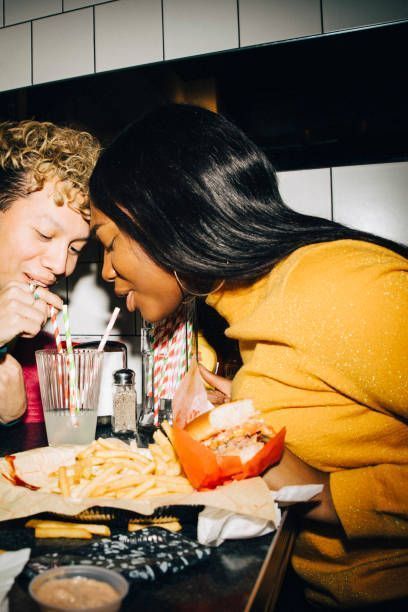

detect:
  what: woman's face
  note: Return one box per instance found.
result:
[0,179,89,290]
[90,206,183,323]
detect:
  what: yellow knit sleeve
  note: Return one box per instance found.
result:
[330,464,408,539]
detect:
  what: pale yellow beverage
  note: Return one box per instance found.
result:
[44,410,97,446]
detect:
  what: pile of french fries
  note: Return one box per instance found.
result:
[45,425,193,500]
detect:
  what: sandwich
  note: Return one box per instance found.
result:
[185,400,275,464]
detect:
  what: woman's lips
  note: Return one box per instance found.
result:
[126,292,136,311]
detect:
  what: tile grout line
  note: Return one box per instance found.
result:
[30,20,33,85]
[93,4,96,73]
[319,0,324,34]
[161,0,165,61]
[236,0,241,47]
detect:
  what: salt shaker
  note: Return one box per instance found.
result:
[112,368,137,434]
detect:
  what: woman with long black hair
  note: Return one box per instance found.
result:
[90,104,408,610]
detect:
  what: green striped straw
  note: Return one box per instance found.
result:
[62,304,79,427]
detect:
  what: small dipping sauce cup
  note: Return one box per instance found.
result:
[29,565,129,612]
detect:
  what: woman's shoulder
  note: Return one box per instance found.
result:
[289,238,406,268]
[274,239,408,293]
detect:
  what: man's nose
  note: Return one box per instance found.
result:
[41,244,68,277]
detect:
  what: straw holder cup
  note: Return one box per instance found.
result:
[35,348,104,446]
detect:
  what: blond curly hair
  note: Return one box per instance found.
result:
[0,120,100,220]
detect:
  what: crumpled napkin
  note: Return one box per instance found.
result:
[197,484,323,546]
[0,548,31,611]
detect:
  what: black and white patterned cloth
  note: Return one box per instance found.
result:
[24,528,212,583]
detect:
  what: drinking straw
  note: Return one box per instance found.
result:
[62,305,78,426]
[98,307,120,352]
[50,306,67,410]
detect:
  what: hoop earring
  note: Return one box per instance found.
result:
[174,271,225,297]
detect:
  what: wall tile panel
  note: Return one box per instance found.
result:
[239,0,321,47]
[332,162,408,244]
[0,23,31,91]
[4,0,61,25]
[64,0,110,10]
[163,0,238,60]
[278,168,332,219]
[33,8,94,85]
[95,0,162,73]
[322,0,408,33]
[0,1,4,27]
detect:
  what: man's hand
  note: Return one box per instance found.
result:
[0,353,27,423]
[0,281,63,347]
[263,447,340,525]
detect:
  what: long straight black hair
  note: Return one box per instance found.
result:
[90,104,407,291]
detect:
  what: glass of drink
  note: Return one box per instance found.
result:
[35,348,104,446]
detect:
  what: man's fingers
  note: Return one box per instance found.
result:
[198,364,232,397]
[10,306,46,337]
[30,286,63,310]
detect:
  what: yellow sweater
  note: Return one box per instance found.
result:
[206,240,408,609]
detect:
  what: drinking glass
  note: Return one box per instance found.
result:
[35,348,104,446]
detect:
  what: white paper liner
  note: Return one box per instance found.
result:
[197,484,323,546]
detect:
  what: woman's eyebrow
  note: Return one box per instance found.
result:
[89,223,103,239]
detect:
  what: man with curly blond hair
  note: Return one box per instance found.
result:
[0,120,100,424]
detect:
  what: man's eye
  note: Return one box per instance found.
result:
[37,230,52,240]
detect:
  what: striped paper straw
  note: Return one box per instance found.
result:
[98,307,120,352]
[50,306,66,410]
[152,323,171,426]
[62,305,78,426]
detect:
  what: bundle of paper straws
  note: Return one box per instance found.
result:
[146,305,194,426]
[49,305,120,426]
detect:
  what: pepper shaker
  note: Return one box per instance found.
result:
[112,368,137,434]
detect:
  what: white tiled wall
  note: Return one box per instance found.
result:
[239,0,321,47]
[0,23,31,91]
[4,0,61,26]
[33,8,94,85]
[1,0,408,92]
[278,168,331,219]
[95,0,162,73]
[64,0,108,10]
[322,0,408,33]
[332,162,408,244]
[163,0,238,60]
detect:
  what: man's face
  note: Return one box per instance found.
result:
[0,179,89,289]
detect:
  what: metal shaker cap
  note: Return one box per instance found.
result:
[113,368,135,385]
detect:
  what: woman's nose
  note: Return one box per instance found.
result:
[101,252,116,283]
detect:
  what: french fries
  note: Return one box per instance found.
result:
[25,520,111,537]
[25,519,111,539]
[128,520,182,533]
[40,425,193,501]
[34,527,92,540]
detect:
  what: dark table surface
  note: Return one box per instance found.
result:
[0,422,295,612]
